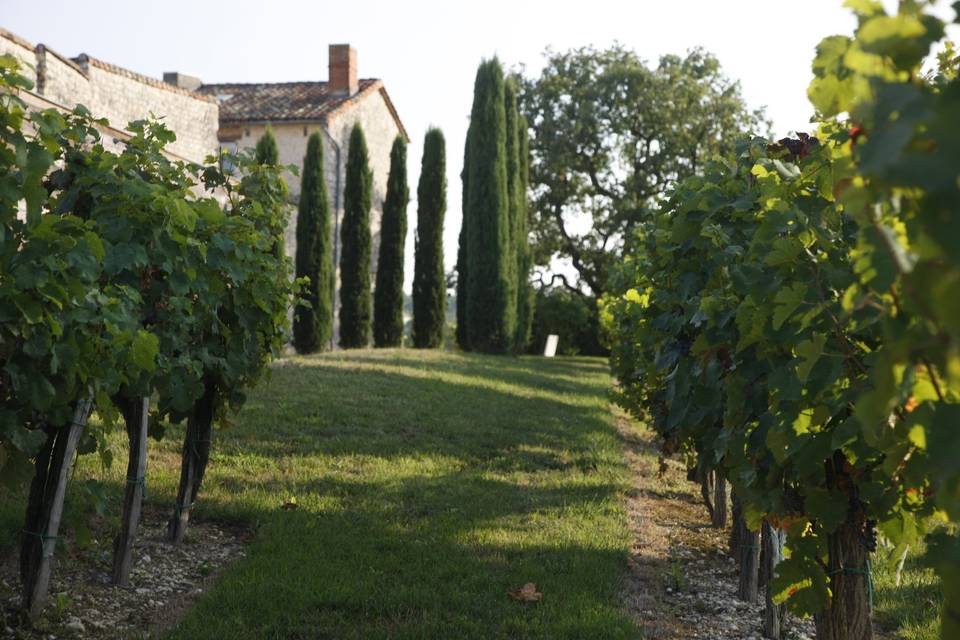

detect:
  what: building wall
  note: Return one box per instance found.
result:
[326,89,403,257]
[38,49,92,108]
[0,30,218,164]
[228,122,336,261]
[80,61,218,163]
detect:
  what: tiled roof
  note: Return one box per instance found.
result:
[196,79,381,123]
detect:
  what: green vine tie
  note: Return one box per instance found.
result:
[829,559,874,611]
[23,528,58,558]
[174,501,191,519]
[127,476,148,500]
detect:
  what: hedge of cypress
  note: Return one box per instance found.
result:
[293,132,333,353]
[412,128,447,349]
[462,58,515,354]
[339,124,373,349]
[373,136,409,347]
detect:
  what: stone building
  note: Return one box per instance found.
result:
[0,28,218,163]
[2,28,407,346]
[186,45,409,343]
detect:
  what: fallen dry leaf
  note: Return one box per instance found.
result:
[508,582,543,603]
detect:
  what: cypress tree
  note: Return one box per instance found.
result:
[503,79,523,352]
[465,58,514,353]
[339,124,373,349]
[412,128,447,349]
[293,132,333,353]
[256,126,286,260]
[514,115,534,352]
[373,136,409,348]
[255,126,279,165]
[455,133,471,350]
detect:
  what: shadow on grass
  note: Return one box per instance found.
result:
[2,351,648,639]
[166,353,641,639]
[170,511,639,640]
[222,358,618,463]
[214,472,624,533]
[168,472,640,640]
[642,487,703,506]
[313,350,610,400]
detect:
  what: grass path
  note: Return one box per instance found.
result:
[167,350,638,639]
[0,350,638,638]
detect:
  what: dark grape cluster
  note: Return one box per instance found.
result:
[675,334,693,357]
[767,132,821,160]
[784,486,804,513]
[860,518,878,552]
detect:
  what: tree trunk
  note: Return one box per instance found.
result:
[762,521,786,639]
[712,474,727,529]
[813,515,874,640]
[167,385,216,544]
[111,396,149,585]
[20,397,93,617]
[729,491,743,556]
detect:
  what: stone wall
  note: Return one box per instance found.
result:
[229,122,334,261]
[78,58,218,163]
[38,48,92,108]
[0,29,218,164]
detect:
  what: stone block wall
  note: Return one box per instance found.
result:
[38,48,92,108]
[79,58,218,163]
[0,29,218,164]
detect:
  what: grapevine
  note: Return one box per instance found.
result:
[606,2,960,638]
[0,55,297,612]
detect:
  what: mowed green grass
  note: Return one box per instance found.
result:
[2,348,939,639]
[3,350,639,639]
[872,540,942,640]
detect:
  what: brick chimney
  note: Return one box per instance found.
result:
[328,44,358,96]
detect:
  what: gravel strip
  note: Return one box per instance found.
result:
[1,505,249,639]
[618,415,816,640]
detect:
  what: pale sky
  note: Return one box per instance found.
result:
[4,1,957,291]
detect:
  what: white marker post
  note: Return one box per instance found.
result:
[544,334,559,357]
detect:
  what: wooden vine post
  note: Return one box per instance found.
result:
[698,469,728,529]
[761,521,786,639]
[712,474,727,529]
[20,397,94,617]
[168,386,216,544]
[737,522,761,603]
[699,468,715,524]
[111,396,150,585]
